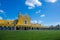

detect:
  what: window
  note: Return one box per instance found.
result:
[24,20,28,25]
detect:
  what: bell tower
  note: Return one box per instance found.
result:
[18,12,22,19]
[17,12,22,25]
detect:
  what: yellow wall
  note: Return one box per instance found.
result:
[0,20,14,27]
[0,12,46,28]
[17,13,31,27]
[0,13,31,27]
[31,24,42,28]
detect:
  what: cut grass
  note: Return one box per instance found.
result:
[0,30,60,40]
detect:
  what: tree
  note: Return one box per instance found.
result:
[55,24,60,30]
[49,25,54,30]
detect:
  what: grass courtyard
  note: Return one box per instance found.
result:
[0,30,60,40]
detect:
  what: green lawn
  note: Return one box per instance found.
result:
[0,30,60,40]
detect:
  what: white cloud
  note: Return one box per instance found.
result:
[0,10,7,17]
[0,16,3,20]
[28,7,34,9]
[0,10,5,13]
[36,10,41,14]
[40,14,45,17]
[25,0,42,9]
[31,20,42,24]
[44,22,60,26]
[38,20,42,24]
[51,22,60,26]
[45,0,57,3]
[31,20,37,24]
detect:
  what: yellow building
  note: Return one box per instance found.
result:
[0,20,14,27]
[0,12,43,30]
[17,12,31,27]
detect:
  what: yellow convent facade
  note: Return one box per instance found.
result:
[17,12,31,27]
[0,12,45,30]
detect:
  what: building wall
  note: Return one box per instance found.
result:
[31,24,42,28]
[17,13,31,27]
[0,12,46,28]
[0,20,14,27]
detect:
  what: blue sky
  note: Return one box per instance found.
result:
[0,0,60,26]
